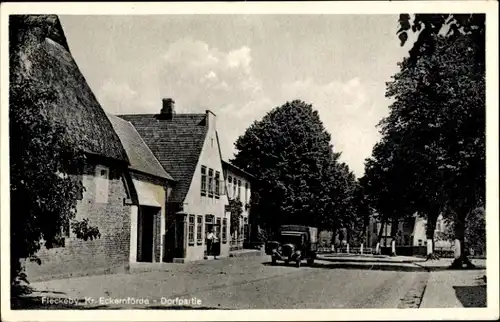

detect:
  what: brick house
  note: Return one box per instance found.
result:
[107,114,176,264]
[222,161,255,250]
[120,99,230,262]
[13,15,138,281]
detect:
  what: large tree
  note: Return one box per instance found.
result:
[363,137,415,255]
[10,16,101,291]
[231,100,354,235]
[386,16,485,266]
[434,34,485,267]
[382,52,452,259]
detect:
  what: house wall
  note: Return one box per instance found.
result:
[24,163,132,281]
[367,218,412,247]
[224,168,252,248]
[129,172,167,263]
[182,112,230,261]
[366,214,453,249]
[414,214,453,248]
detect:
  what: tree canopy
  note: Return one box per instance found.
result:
[231,100,357,235]
[365,14,485,264]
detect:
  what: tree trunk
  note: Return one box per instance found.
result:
[426,210,440,260]
[331,226,338,249]
[375,217,386,255]
[390,217,398,256]
[450,207,475,269]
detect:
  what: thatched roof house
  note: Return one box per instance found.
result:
[9,15,128,163]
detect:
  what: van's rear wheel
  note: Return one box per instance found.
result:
[307,258,314,266]
[284,260,290,265]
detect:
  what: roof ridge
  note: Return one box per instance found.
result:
[118,113,207,117]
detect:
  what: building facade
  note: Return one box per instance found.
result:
[121,100,231,262]
[222,161,255,250]
[366,213,453,255]
[107,114,176,264]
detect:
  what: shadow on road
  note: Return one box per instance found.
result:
[416,266,486,272]
[453,285,487,307]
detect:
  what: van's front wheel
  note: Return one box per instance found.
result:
[307,258,314,266]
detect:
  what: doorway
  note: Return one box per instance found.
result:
[137,206,159,262]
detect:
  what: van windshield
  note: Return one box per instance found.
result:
[279,234,303,245]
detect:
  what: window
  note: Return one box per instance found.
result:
[208,168,214,197]
[222,218,227,243]
[215,171,220,199]
[245,182,249,203]
[216,218,222,242]
[237,180,242,200]
[201,166,207,196]
[233,177,237,198]
[205,214,214,239]
[197,215,203,244]
[418,239,423,246]
[52,222,70,248]
[188,215,195,245]
[227,176,233,197]
[95,165,109,204]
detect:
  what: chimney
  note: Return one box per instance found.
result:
[160,98,175,119]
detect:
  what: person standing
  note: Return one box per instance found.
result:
[206,227,219,259]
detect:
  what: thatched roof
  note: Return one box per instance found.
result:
[107,114,174,181]
[119,113,208,203]
[9,15,128,163]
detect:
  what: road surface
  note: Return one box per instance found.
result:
[22,255,429,309]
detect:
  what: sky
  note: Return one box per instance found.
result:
[59,15,413,177]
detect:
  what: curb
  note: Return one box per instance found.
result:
[312,260,428,272]
[317,256,427,265]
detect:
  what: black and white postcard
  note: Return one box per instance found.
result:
[1,1,498,321]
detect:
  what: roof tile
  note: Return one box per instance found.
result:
[107,114,174,181]
[119,113,208,203]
